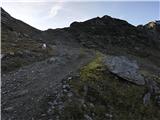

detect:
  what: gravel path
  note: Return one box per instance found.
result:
[1,47,95,120]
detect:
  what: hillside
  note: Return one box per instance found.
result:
[1,7,160,120]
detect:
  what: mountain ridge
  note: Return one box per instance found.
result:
[1,7,160,120]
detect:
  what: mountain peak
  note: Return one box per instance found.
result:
[144,20,160,33]
[102,15,112,19]
[70,15,130,29]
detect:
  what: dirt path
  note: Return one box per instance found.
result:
[1,47,95,120]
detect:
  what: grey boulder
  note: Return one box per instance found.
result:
[103,55,145,85]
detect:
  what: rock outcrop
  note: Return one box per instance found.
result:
[69,15,160,51]
[104,55,145,85]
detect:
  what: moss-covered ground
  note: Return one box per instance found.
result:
[59,53,160,120]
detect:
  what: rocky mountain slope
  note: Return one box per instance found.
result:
[1,7,160,120]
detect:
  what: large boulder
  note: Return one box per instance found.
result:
[104,55,145,85]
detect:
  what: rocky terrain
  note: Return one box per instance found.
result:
[1,7,160,120]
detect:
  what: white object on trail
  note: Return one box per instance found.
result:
[42,43,47,49]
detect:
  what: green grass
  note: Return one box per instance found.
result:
[80,52,105,81]
[60,53,160,120]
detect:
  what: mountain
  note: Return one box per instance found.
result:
[1,8,40,35]
[1,7,160,120]
[1,8,54,73]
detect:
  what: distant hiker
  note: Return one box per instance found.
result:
[42,43,47,49]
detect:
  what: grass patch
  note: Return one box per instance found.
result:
[80,52,105,81]
[62,53,160,120]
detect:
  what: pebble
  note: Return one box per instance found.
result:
[2,91,7,94]
[67,92,73,97]
[48,102,54,105]
[143,92,151,105]
[53,100,58,105]
[83,104,87,108]
[62,84,70,89]
[4,106,14,112]
[105,113,113,118]
[84,114,93,120]
[155,95,160,106]
[16,90,29,97]
[67,77,72,80]
[56,116,60,120]
[48,57,56,64]
[41,114,46,116]
[89,103,94,108]
[63,89,68,93]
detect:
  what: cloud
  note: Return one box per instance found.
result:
[48,2,63,18]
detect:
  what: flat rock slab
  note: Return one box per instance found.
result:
[103,55,145,85]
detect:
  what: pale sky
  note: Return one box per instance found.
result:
[1,0,160,30]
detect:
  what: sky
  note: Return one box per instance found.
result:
[1,0,160,30]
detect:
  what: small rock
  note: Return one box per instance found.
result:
[47,109,53,115]
[84,114,93,120]
[16,90,29,97]
[56,115,60,120]
[146,79,160,94]
[84,115,93,120]
[2,91,7,94]
[79,99,85,104]
[155,95,160,106]
[105,113,113,118]
[24,50,31,54]
[135,47,140,50]
[47,57,56,64]
[9,52,15,55]
[89,103,94,108]
[23,33,29,37]
[92,113,95,116]
[67,92,73,97]
[48,102,53,105]
[143,92,151,105]
[84,85,88,96]
[63,89,68,93]
[62,84,70,89]
[58,104,64,110]
[2,74,6,77]
[41,114,46,116]
[82,104,87,109]
[4,106,14,112]
[67,77,72,80]
[68,98,72,102]
[11,43,17,47]
[53,100,58,105]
